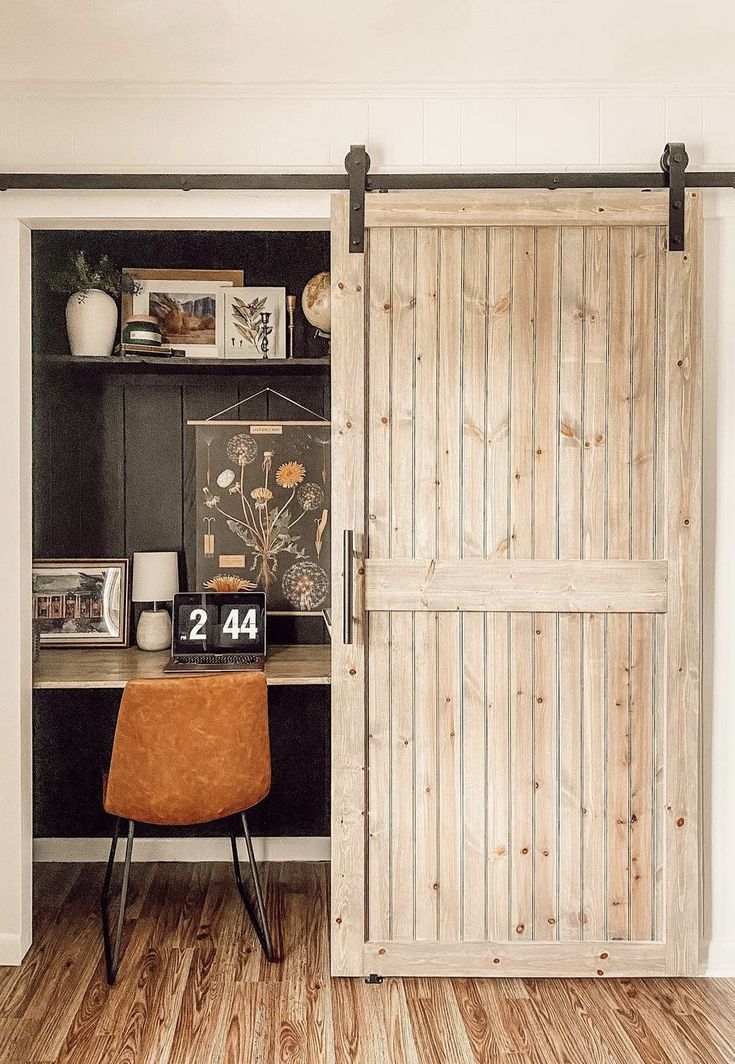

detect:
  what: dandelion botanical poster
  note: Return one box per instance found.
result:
[193,421,330,613]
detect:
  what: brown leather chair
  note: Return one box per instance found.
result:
[100,671,274,984]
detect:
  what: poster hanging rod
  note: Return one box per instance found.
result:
[0,142,729,249]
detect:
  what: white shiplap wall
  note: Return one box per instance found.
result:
[2,83,735,172]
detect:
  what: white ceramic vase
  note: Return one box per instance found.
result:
[65,288,118,357]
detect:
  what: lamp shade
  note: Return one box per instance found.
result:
[131,551,179,603]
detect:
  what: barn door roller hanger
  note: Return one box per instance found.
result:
[660,142,688,251]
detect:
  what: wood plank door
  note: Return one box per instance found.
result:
[330,189,702,978]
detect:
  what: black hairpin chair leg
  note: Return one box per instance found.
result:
[101,818,135,985]
[230,812,275,962]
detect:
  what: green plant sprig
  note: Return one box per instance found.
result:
[50,251,121,298]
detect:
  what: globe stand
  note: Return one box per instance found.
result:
[314,328,330,358]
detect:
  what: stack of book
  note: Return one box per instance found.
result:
[116,342,176,358]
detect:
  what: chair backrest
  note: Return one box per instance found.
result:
[104,671,270,826]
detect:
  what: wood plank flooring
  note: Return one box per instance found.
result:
[1,862,734,1063]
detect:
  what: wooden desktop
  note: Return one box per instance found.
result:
[33,644,331,689]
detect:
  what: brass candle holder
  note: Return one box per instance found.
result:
[259,310,273,358]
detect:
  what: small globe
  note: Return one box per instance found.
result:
[302,271,331,334]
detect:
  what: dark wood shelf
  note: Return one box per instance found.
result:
[40,354,330,373]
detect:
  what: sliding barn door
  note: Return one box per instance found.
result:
[331,189,701,977]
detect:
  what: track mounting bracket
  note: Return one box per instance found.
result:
[661,142,688,252]
[345,144,370,254]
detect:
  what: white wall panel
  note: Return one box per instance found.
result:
[255,99,331,167]
[666,97,704,165]
[73,98,156,168]
[17,98,73,169]
[423,98,461,166]
[517,97,599,165]
[601,96,666,165]
[460,97,516,166]
[157,98,257,167]
[329,98,369,165]
[368,97,423,167]
[703,98,735,166]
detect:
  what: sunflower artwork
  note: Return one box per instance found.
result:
[193,421,330,613]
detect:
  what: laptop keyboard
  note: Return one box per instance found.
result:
[176,654,262,666]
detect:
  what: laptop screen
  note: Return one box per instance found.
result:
[172,592,266,657]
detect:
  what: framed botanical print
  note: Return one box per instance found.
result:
[32,558,130,647]
[222,287,286,359]
[189,419,330,613]
[121,269,244,358]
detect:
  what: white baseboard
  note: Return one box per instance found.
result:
[700,940,735,976]
[34,836,330,863]
[0,932,25,966]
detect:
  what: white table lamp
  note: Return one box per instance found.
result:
[132,551,179,651]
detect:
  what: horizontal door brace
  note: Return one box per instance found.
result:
[363,558,669,614]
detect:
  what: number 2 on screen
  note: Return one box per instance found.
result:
[189,608,208,640]
[223,608,258,641]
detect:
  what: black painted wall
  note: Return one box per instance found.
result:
[32,229,331,838]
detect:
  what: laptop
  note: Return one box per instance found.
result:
[164,591,266,674]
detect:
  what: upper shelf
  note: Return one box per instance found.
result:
[39,354,330,374]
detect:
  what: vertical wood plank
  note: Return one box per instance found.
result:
[76,377,126,558]
[366,226,392,942]
[437,227,463,942]
[654,227,668,941]
[124,383,183,554]
[413,227,440,941]
[665,191,702,974]
[606,227,633,942]
[486,227,512,942]
[330,192,367,975]
[389,227,417,940]
[630,226,658,942]
[558,227,585,941]
[461,227,488,941]
[581,226,609,942]
[533,227,560,941]
[509,227,535,941]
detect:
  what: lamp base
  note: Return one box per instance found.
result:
[136,608,172,652]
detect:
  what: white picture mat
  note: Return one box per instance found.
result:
[221,287,286,359]
[132,278,233,358]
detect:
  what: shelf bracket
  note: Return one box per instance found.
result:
[365,973,384,985]
[345,144,370,254]
[661,142,688,252]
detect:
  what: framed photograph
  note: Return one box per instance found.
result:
[122,269,244,358]
[32,559,130,647]
[222,287,286,359]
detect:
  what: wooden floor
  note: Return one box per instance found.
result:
[1,864,735,1063]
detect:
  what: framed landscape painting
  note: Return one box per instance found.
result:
[122,269,244,358]
[32,559,130,647]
